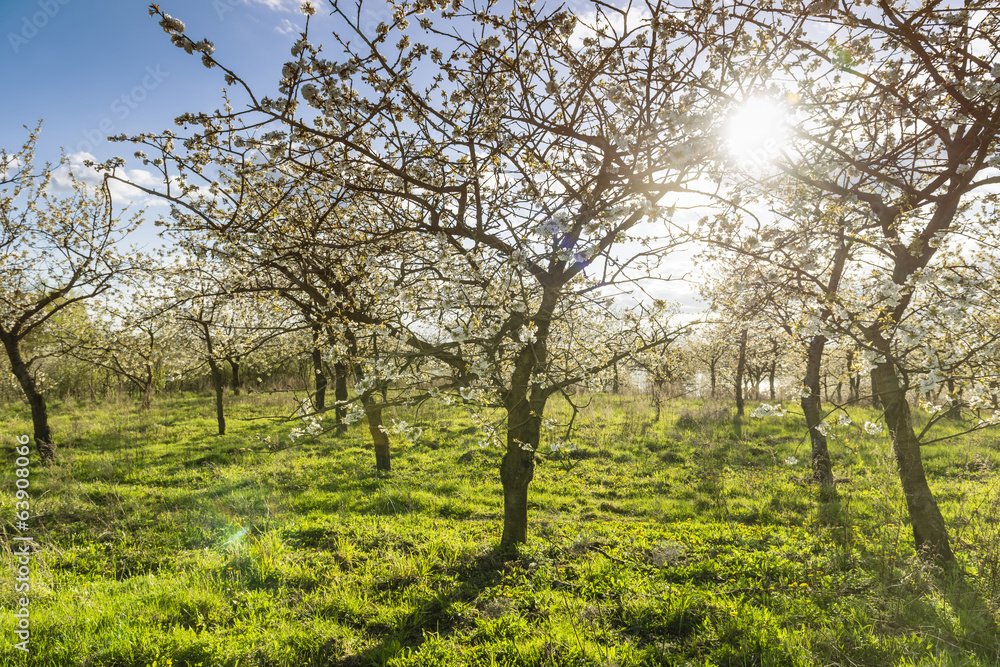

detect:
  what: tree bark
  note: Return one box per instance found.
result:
[228,357,241,396]
[846,349,860,403]
[871,360,954,564]
[141,380,153,411]
[499,290,556,546]
[207,357,226,435]
[944,377,961,420]
[312,347,327,412]
[734,328,748,418]
[802,335,834,487]
[3,336,55,462]
[133,363,155,411]
[652,381,663,422]
[870,369,882,409]
[501,392,540,546]
[709,359,717,398]
[364,396,391,471]
[334,361,349,435]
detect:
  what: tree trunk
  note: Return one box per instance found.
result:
[208,357,226,435]
[735,328,748,418]
[612,362,620,394]
[501,395,539,546]
[944,377,961,420]
[802,335,834,487]
[228,357,241,396]
[651,380,663,422]
[334,361,349,435]
[871,360,954,564]
[499,291,557,547]
[138,363,154,411]
[768,363,776,401]
[870,369,882,409]
[364,395,391,471]
[709,360,717,398]
[846,349,860,402]
[312,347,327,412]
[2,335,55,462]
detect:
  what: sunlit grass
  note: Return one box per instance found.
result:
[1,390,999,665]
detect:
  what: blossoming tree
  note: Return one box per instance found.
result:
[1,128,140,461]
[715,0,1000,562]
[109,0,743,545]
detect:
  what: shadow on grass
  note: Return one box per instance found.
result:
[336,543,518,667]
[938,564,1000,664]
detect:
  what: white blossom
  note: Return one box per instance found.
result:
[305,418,324,435]
[160,14,185,34]
[343,404,365,425]
[863,421,883,435]
[918,368,945,394]
[751,403,787,417]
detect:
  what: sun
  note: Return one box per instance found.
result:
[724,98,791,166]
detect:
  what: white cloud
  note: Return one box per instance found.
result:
[245,0,296,11]
[50,152,103,190]
[47,154,171,212]
[275,18,299,35]
[569,5,654,51]
[1,155,21,181]
[109,169,176,210]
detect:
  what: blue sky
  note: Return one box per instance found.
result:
[1,0,704,310]
[0,0,366,248]
[1,0,357,165]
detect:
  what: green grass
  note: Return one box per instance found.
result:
[2,390,1000,666]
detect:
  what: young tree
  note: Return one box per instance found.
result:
[1,129,139,461]
[171,259,302,435]
[689,323,730,399]
[702,202,856,488]
[717,0,1000,562]
[106,0,739,545]
[80,276,182,410]
[631,306,693,420]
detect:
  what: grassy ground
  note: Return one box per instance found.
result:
[2,390,1000,666]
